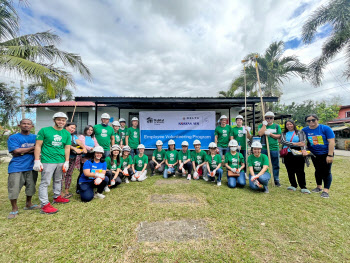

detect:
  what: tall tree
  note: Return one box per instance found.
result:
[302,0,350,86]
[0,82,19,125]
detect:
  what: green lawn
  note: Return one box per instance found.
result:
[1,157,350,263]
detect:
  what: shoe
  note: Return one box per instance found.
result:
[41,203,58,214]
[94,193,105,199]
[287,186,296,191]
[125,178,129,184]
[275,181,281,187]
[151,172,155,176]
[104,186,110,192]
[187,174,191,180]
[217,181,221,186]
[301,188,311,194]
[312,187,322,193]
[53,195,70,204]
[264,186,269,193]
[182,173,186,177]
[320,191,329,198]
[173,173,176,177]
[203,175,208,182]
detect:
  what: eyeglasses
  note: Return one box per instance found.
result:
[306,119,317,123]
[265,117,274,120]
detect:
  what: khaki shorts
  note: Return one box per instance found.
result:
[8,171,38,200]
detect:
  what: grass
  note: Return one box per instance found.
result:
[1,157,350,262]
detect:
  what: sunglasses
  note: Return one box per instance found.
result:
[306,119,317,123]
[265,117,274,120]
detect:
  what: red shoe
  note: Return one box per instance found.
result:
[41,203,58,214]
[53,195,70,204]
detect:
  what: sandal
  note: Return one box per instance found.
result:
[8,211,18,219]
[301,188,311,194]
[63,193,73,199]
[24,204,40,210]
[287,186,296,191]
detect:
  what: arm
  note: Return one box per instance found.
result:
[258,125,266,136]
[64,145,70,162]
[192,160,196,171]
[125,135,129,146]
[34,140,43,160]
[113,168,121,179]
[93,137,100,147]
[76,138,87,153]
[256,165,268,177]
[214,135,218,144]
[111,134,115,146]
[151,156,158,165]
[327,138,335,163]
[206,162,211,173]
[12,146,35,156]
[270,133,281,139]
[141,163,147,173]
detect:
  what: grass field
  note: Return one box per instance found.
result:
[1,157,350,263]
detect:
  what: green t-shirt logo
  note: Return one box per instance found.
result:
[254,161,262,171]
[238,130,244,138]
[52,135,63,147]
[170,153,175,161]
[231,158,238,164]
[197,155,202,164]
[137,160,143,168]
[157,154,161,159]
[101,129,108,137]
[133,131,138,138]
[211,160,217,168]
[123,161,127,168]
[222,130,228,137]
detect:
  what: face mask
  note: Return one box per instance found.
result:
[230,147,237,152]
[101,123,107,126]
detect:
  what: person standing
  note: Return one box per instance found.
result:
[215,115,233,157]
[34,112,71,214]
[149,140,166,176]
[302,114,335,198]
[93,113,115,157]
[126,117,140,159]
[118,118,128,147]
[231,115,252,162]
[258,111,282,186]
[178,141,192,179]
[7,119,39,219]
[112,121,122,147]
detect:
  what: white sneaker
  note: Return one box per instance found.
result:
[104,186,110,192]
[173,173,176,177]
[203,175,208,182]
[187,174,191,180]
[217,181,221,186]
[95,193,105,199]
[125,178,129,184]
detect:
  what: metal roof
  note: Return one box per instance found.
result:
[23,101,106,108]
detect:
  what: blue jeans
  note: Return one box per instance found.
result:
[208,168,223,182]
[79,177,109,202]
[227,171,246,188]
[130,149,139,159]
[218,147,229,157]
[163,167,175,179]
[261,149,280,183]
[249,172,271,190]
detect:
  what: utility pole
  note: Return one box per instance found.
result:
[20,80,25,119]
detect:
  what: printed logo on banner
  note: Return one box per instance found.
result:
[147,117,164,125]
[147,117,153,123]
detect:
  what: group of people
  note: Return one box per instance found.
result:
[6,111,335,219]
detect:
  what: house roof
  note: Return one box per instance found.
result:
[328,117,350,124]
[331,126,350,132]
[24,101,106,107]
[340,105,350,109]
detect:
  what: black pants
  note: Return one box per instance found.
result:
[149,161,165,173]
[311,154,333,189]
[284,152,307,189]
[105,170,122,188]
[178,162,193,174]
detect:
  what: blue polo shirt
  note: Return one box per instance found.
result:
[79,160,107,183]
[302,124,335,155]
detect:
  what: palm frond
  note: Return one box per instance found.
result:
[0,0,19,41]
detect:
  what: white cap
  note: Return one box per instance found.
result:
[119,118,126,122]
[131,117,139,121]
[208,142,217,148]
[265,111,275,117]
[168,139,175,145]
[93,146,104,153]
[52,112,68,120]
[181,141,189,146]
[137,144,145,149]
[111,145,121,152]
[219,115,228,120]
[236,115,244,120]
[122,145,131,152]
[229,139,238,147]
[251,141,262,148]
[101,113,110,119]
[156,140,163,146]
[193,139,201,145]
[112,121,120,126]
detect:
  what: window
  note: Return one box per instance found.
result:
[346,111,350,118]
[67,112,89,134]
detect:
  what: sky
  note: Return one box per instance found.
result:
[3,0,350,106]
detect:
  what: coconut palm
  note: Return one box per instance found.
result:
[302,0,350,86]
[0,0,92,97]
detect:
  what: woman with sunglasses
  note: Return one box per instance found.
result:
[302,114,335,198]
[280,119,310,194]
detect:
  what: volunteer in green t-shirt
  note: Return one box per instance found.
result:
[191,140,208,181]
[126,117,140,159]
[206,142,223,186]
[93,113,115,157]
[105,145,122,190]
[163,140,178,178]
[118,118,128,146]
[258,111,282,186]
[215,115,233,157]
[247,141,271,193]
[119,145,134,184]
[34,112,71,214]
[178,141,192,180]
[131,144,148,182]
[149,140,166,176]
[231,115,252,166]
[225,139,246,188]
[112,121,122,147]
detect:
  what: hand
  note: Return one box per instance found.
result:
[111,179,116,186]
[33,160,43,172]
[237,145,241,150]
[301,150,308,156]
[94,177,103,185]
[262,121,268,126]
[264,131,271,136]
[179,164,183,170]
[155,164,160,169]
[62,161,69,173]
[123,168,129,176]
[251,175,259,181]
[231,168,237,172]
[83,148,87,154]
[293,142,305,147]
[326,156,333,164]
[76,149,83,154]
[237,168,241,173]
[96,173,105,180]
[245,126,251,132]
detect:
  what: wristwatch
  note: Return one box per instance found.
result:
[327,155,333,157]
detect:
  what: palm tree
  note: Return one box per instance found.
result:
[302,0,350,86]
[0,0,92,98]
[0,82,19,125]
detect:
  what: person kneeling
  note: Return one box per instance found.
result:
[206,142,223,186]
[78,146,109,202]
[248,141,271,193]
[163,140,178,178]
[149,140,166,176]
[105,145,122,191]
[131,144,148,182]
[178,141,192,179]
[191,140,208,181]
[225,139,246,188]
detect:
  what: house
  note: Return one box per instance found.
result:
[328,105,350,126]
[328,105,350,150]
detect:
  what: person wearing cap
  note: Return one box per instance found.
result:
[78,146,108,201]
[191,140,208,181]
[258,111,282,187]
[93,113,115,157]
[302,114,335,198]
[231,115,252,164]
[126,117,140,159]
[206,142,223,186]
[178,141,192,180]
[163,140,178,178]
[215,115,233,157]
[149,140,166,176]
[7,119,39,219]
[119,146,134,183]
[131,144,148,182]
[112,121,122,147]
[247,141,271,193]
[225,139,246,188]
[34,112,72,214]
[118,118,128,146]
[105,145,122,191]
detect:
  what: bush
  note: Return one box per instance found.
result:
[345,140,350,151]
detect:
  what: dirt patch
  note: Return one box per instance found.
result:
[154,179,190,185]
[137,220,211,242]
[150,194,199,204]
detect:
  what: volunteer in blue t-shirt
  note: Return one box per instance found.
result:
[78,146,108,202]
[302,114,335,198]
[7,119,39,219]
